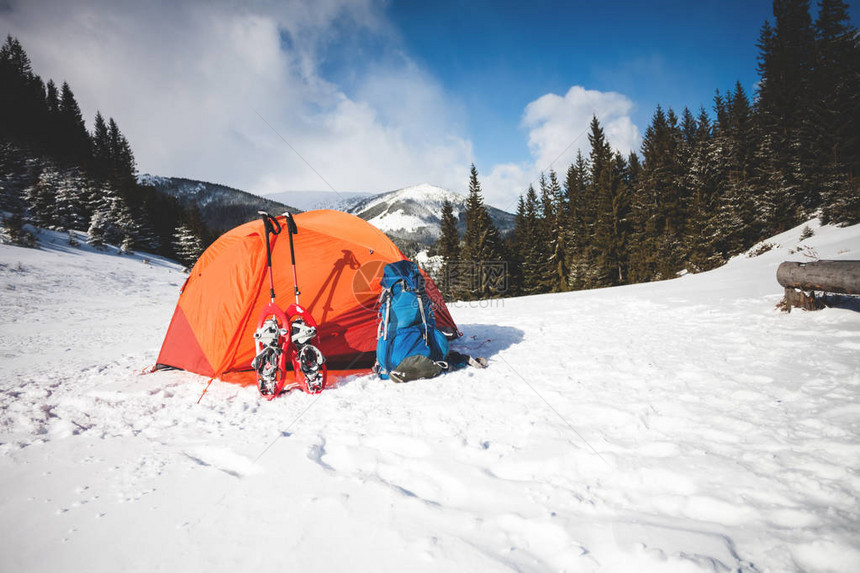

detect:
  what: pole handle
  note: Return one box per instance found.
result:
[259,212,280,302]
[283,213,301,305]
[259,211,282,236]
[284,212,298,235]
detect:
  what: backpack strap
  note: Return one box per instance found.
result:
[383,294,391,340]
[377,286,391,340]
[417,293,429,345]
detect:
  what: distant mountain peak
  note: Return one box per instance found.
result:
[346,183,515,250]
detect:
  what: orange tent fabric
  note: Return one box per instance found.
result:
[156,210,458,384]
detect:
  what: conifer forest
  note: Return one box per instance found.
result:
[0,36,209,265]
[436,0,859,299]
[2,1,858,294]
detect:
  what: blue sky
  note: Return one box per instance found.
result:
[3,0,857,207]
[383,0,774,166]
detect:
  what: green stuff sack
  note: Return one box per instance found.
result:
[389,355,447,383]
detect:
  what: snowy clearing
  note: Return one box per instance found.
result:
[1,220,858,572]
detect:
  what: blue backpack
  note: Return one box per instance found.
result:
[375,260,450,380]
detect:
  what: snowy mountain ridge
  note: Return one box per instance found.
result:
[138,173,300,234]
[262,190,372,212]
[142,175,516,251]
[346,183,516,248]
[348,183,466,235]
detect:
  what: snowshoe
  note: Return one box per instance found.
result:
[284,304,327,394]
[252,303,291,400]
[252,342,282,395]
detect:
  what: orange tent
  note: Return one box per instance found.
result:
[156,210,458,385]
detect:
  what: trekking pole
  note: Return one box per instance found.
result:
[258,211,281,304]
[283,212,300,305]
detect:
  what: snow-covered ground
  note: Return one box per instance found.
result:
[1,220,858,572]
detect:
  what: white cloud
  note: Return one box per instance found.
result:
[480,85,642,208]
[0,0,473,197]
[1,2,643,214]
[524,85,641,169]
[481,162,534,213]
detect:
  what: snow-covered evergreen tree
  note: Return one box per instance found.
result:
[86,184,138,252]
[544,170,570,292]
[53,168,87,231]
[87,206,108,250]
[814,0,860,225]
[516,184,544,295]
[172,224,204,268]
[23,163,58,228]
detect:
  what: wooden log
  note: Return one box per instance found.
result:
[776,260,860,295]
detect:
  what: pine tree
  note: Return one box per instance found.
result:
[685,107,723,271]
[91,111,111,179]
[594,152,631,285]
[509,195,527,296]
[0,36,46,144]
[107,117,136,187]
[565,151,591,289]
[629,107,674,282]
[58,82,91,164]
[42,79,61,151]
[677,107,699,268]
[544,170,569,292]
[531,173,556,291]
[711,83,759,253]
[755,131,798,234]
[172,224,204,268]
[584,116,618,286]
[461,164,505,298]
[515,184,544,295]
[815,0,860,224]
[87,204,108,249]
[87,183,138,251]
[756,0,818,215]
[436,198,461,298]
[54,168,86,231]
[23,163,59,228]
